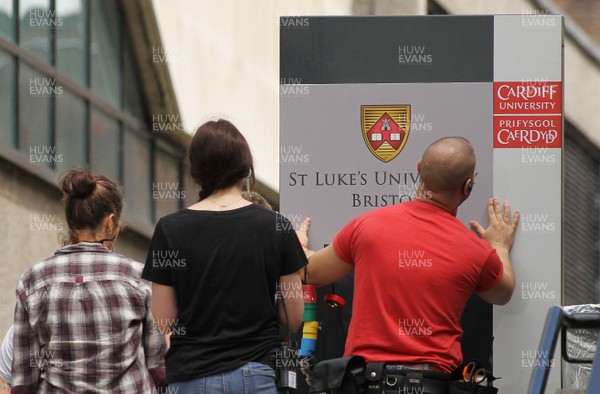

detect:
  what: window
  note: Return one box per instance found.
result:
[19,61,51,158]
[123,38,145,120]
[19,0,52,63]
[0,0,187,226]
[90,0,120,107]
[55,89,86,173]
[0,0,15,41]
[90,108,119,181]
[124,129,151,223]
[155,144,183,220]
[0,50,16,146]
[56,0,86,85]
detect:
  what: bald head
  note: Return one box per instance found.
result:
[419,137,476,194]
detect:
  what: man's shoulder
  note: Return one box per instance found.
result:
[363,201,420,219]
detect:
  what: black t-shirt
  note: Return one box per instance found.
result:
[141,204,307,384]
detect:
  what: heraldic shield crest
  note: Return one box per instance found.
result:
[361,105,411,162]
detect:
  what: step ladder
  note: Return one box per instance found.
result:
[528,306,600,393]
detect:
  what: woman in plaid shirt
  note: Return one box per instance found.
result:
[11,170,167,393]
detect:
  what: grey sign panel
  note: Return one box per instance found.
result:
[280,82,493,246]
[280,82,495,382]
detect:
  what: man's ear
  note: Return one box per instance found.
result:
[463,178,474,197]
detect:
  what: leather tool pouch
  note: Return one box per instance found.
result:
[309,356,367,394]
[365,362,385,393]
[448,381,498,394]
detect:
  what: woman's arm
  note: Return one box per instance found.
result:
[142,283,168,388]
[151,283,178,334]
[0,325,13,393]
[277,271,304,333]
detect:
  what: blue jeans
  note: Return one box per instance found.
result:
[168,362,278,393]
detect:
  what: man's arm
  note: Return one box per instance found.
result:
[469,198,520,305]
[304,244,354,287]
[295,218,354,287]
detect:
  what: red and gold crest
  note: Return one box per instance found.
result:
[361,105,411,162]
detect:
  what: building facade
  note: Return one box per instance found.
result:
[0,0,193,334]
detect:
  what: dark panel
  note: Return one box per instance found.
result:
[281,16,494,84]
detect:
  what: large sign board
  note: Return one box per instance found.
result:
[280,15,563,392]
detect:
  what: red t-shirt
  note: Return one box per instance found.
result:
[333,200,503,373]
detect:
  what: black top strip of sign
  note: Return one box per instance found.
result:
[280,15,494,84]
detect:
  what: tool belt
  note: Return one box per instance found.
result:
[309,357,448,394]
[309,357,498,394]
[366,363,450,394]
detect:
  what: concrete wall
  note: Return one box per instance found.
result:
[0,158,63,336]
[151,0,354,192]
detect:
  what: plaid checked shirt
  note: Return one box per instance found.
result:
[11,242,166,393]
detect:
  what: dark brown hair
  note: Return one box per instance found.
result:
[59,169,124,245]
[189,119,254,200]
[243,191,272,210]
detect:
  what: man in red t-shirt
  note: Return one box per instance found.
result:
[303,137,519,374]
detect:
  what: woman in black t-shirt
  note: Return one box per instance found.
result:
[142,119,307,393]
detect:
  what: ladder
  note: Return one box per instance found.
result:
[528,305,600,393]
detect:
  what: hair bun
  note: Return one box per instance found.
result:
[59,169,97,198]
